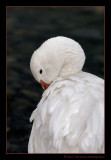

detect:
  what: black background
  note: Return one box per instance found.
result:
[0,0,111,159]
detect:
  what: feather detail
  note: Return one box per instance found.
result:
[28,71,104,153]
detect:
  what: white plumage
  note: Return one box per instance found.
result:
[28,36,104,153]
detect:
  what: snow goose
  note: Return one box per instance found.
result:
[28,36,104,153]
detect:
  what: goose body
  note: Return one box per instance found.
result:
[28,36,104,153]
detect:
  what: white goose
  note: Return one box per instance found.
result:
[28,36,104,153]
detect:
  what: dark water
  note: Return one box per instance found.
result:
[7,7,104,153]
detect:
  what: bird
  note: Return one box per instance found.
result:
[28,36,104,153]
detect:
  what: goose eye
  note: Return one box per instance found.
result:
[40,69,42,74]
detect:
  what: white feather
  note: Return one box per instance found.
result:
[28,71,104,153]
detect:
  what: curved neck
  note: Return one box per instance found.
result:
[59,52,85,77]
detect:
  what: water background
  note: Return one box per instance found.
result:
[7,7,104,153]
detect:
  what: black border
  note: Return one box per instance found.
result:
[0,0,111,159]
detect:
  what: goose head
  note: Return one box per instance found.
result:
[30,36,85,90]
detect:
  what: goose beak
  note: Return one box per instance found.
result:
[40,80,51,91]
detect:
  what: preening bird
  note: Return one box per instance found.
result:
[28,36,104,153]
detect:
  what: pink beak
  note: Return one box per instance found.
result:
[40,80,51,91]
